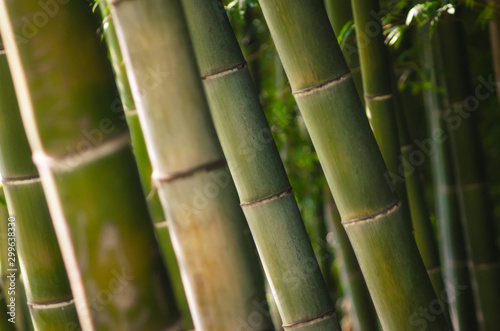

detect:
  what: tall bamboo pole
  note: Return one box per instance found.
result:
[256,1,449,329]
[349,0,447,310]
[0,38,80,330]
[323,188,378,331]
[0,193,27,331]
[0,1,181,329]
[98,6,192,328]
[181,1,340,329]
[419,23,479,331]
[325,0,364,101]
[106,0,272,329]
[489,0,500,104]
[349,0,412,227]
[437,15,500,330]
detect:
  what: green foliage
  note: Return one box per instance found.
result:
[224,0,258,20]
[406,2,455,27]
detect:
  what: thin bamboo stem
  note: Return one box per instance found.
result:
[0,193,28,331]
[323,187,378,331]
[0,1,180,329]
[256,0,449,329]
[436,14,500,330]
[106,0,271,329]
[489,0,500,104]
[419,23,479,331]
[325,0,364,101]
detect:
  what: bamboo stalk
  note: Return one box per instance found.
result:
[436,15,500,330]
[0,1,181,329]
[98,6,192,329]
[393,89,448,310]
[0,39,80,330]
[256,0,449,329]
[325,0,364,101]
[181,1,340,329]
[323,187,378,331]
[489,0,500,104]
[106,0,272,329]
[0,192,27,331]
[349,0,448,314]
[419,23,479,331]
[349,0,414,227]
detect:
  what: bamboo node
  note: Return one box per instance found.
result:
[154,219,169,229]
[342,201,400,226]
[28,298,75,310]
[459,181,488,191]
[282,309,336,329]
[470,261,500,271]
[201,62,247,81]
[292,71,351,97]
[32,133,130,172]
[153,158,227,183]
[364,93,393,101]
[240,187,293,208]
[2,175,40,185]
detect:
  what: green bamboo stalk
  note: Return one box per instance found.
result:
[349,0,447,312]
[15,275,34,331]
[349,0,412,225]
[106,0,272,329]
[419,23,479,331]
[325,0,364,101]
[489,0,500,104]
[394,89,448,307]
[0,36,80,330]
[0,193,25,331]
[0,287,16,331]
[323,187,378,331]
[98,6,192,329]
[436,15,500,331]
[0,1,181,329]
[181,1,340,329]
[256,0,449,329]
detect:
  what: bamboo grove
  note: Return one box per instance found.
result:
[0,0,498,330]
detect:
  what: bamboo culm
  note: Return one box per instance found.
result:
[0,192,31,331]
[419,23,478,330]
[323,187,378,331]
[256,0,449,329]
[98,6,192,329]
[106,0,272,329]
[437,15,500,330]
[0,38,80,330]
[181,0,340,329]
[0,1,181,329]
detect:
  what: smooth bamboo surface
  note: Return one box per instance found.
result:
[181,0,340,329]
[0,196,29,331]
[323,188,378,331]
[347,0,447,315]
[257,0,449,329]
[0,39,79,330]
[99,7,192,329]
[325,0,364,101]
[0,1,180,329]
[106,0,271,329]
